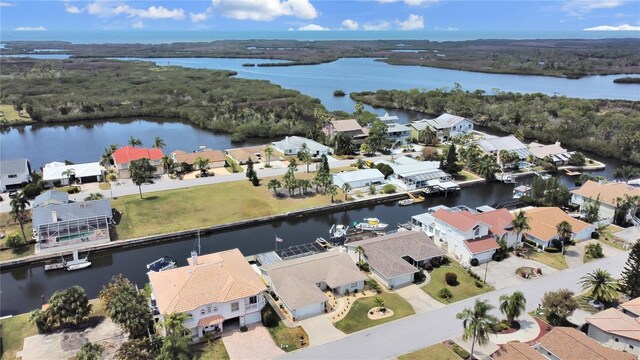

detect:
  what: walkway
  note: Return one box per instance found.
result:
[395,284,445,314]
[279,252,628,359]
[222,325,285,360]
[489,314,540,345]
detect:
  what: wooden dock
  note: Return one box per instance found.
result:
[563,169,581,176]
[44,261,65,271]
[405,192,425,204]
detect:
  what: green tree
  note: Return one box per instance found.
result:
[129,158,156,199]
[556,221,573,245]
[156,334,190,360]
[298,179,311,194]
[283,159,298,196]
[115,338,155,360]
[327,185,338,203]
[474,155,499,180]
[245,157,256,180]
[541,289,578,325]
[585,243,603,260]
[194,156,210,176]
[498,291,527,325]
[418,127,437,145]
[264,145,274,167]
[267,179,281,196]
[160,156,174,174]
[152,136,165,149]
[360,142,373,155]
[100,146,116,168]
[300,149,312,173]
[579,268,619,304]
[5,234,24,250]
[442,143,462,175]
[9,191,30,242]
[511,211,531,252]
[128,136,143,147]
[100,275,151,338]
[374,296,385,312]
[158,313,191,337]
[355,101,364,115]
[76,342,103,360]
[84,193,104,201]
[47,286,92,328]
[583,195,601,223]
[342,183,352,200]
[333,133,355,155]
[568,151,586,166]
[456,299,498,359]
[613,166,640,181]
[355,157,366,169]
[355,246,365,267]
[61,168,76,185]
[620,240,640,298]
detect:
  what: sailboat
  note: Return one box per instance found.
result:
[65,250,91,271]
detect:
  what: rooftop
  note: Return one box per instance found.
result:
[433,208,482,232]
[272,136,332,153]
[329,119,366,133]
[571,180,640,207]
[408,119,431,131]
[538,327,634,360]
[464,236,500,254]
[225,145,267,163]
[425,113,469,129]
[172,149,226,165]
[476,135,530,157]
[333,169,384,184]
[32,199,112,227]
[527,141,568,159]
[491,342,546,360]
[33,190,69,208]
[148,249,266,314]
[42,161,102,181]
[621,297,640,317]
[586,307,640,341]
[523,207,593,241]
[0,158,29,176]
[112,146,164,164]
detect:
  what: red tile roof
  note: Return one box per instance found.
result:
[113,146,164,164]
[432,209,480,232]
[464,236,500,254]
[197,314,224,327]
[474,209,514,236]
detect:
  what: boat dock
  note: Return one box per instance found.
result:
[405,191,425,204]
[563,169,581,176]
[44,261,65,271]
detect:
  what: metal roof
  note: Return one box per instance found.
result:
[0,158,29,176]
[32,199,112,228]
[33,190,69,208]
[333,169,384,184]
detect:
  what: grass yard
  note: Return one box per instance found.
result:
[524,245,568,270]
[112,175,344,240]
[399,343,460,360]
[267,321,308,352]
[0,313,38,360]
[192,339,230,360]
[0,104,32,124]
[598,225,628,251]
[454,170,481,182]
[0,212,35,261]
[422,261,493,303]
[98,182,111,190]
[334,291,415,334]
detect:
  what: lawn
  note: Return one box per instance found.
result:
[0,104,32,124]
[334,291,415,334]
[99,182,111,190]
[524,245,568,270]
[454,170,481,182]
[192,339,230,360]
[112,175,343,240]
[0,212,35,261]
[598,225,628,251]
[422,261,493,304]
[399,343,460,360]
[267,321,308,352]
[0,313,38,360]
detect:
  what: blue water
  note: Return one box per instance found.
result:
[1,30,639,44]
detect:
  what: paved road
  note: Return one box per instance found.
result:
[281,251,629,360]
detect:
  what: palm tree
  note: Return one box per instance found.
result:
[579,268,619,304]
[556,220,573,245]
[128,136,143,147]
[100,147,113,168]
[327,185,338,203]
[193,157,210,176]
[475,155,499,180]
[267,179,281,196]
[355,157,366,169]
[61,168,76,186]
[333,133,355,155]
[156,334,190,360]
[301,150,312,173]
[419,127,437,145]
[499,291,527,325]
[158,313,190,337]
[374,296,385,312]
[511,211,530,253]
[160,156,174,174]
[152,136,165,149]
[355,246,365,267]
[264,145,274,167]
[10,192,30,241]
[456,299,498,359]
[342,183,352,200]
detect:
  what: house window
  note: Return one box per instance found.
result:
[614,338,619,342]
[200,308,206,315]
[207,305,212,313]
[8,174,17,178]
[231,302,239,312]
[213,306,218,312]
[629,345,634,349]
[474,227,480,237]
[249,296,257,304]
[351,282,358,288]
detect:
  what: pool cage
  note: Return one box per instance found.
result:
[37,215,110,249]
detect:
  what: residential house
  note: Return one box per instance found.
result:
[0,158,31,192]
[323,119,369,145]
[491,342,547,360]
[408,119,431,142]
[225,145,267,165]
[527,142,574,165]
[260,250,367,319]
[333,169,385,189]
[171,149,226,172]
[32,191,112,254]
[112,146,164,179]
[148,249,267,342]
[621,297,640,318]
[586,301,640,355]
[522,207,595,249]
[476,135,531,162]
[424,113,474,142]
[272,136,333,157]
[346,231,446,289]
[42,161,103,185]
[376,156,455,192]
[377,113,411,147]
[571,180,640,222]
[412,206,515,264]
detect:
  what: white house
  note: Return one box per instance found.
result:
[260,250,366,320]
[43,161,103,185]
[333,169,385,189]
[424,113,474,142]
[0,158,31,192]
[376,157,454,191]
[148,249,267,342]
[476,135,531,161]
[586,305,640,355]
[377,113,411,147]
[272,136,333,157]
[571,180,640,222]
[527,142,575,165]
[522,207,595,249]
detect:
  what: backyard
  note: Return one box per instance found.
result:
[422,261,493,303]
[398,343,460,360]
[0,212,35,261]
[334,292,415,334]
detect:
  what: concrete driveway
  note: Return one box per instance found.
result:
[222,325,284,360]
[298,314,346,346]
[482,256,558,289]
[395,284,445,314]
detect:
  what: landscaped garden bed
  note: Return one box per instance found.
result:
[422,260,493,303]
[334,292,414,334]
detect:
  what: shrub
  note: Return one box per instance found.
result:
[368,184,376,195]
[261,304,280,328]
[475,281,484,288]
[414,269,426,283]
[375,163,394,179]
[545,246,561,253]
[5,233,24,250]
[22,183,42,199]
[382,184,395,194]
[451,344,470,359]
[438,288,452,299]
[424,263,433,271]
[421,147,439,161]
[367,279,382,293]
[360,263,370,272]
[333,89,346,97]
[76,342,103,360]
[240,325,248,332]
[519,195,536,205]
[470,258,480,266]
[445,272,458,286]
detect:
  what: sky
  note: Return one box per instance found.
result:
[0,0,639,33]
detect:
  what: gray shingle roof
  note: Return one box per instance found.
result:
[32,199,112,227]
[0,158,29,176]
[33,190,69,208]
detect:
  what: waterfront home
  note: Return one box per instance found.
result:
[377,113,411,147]
[272,136,333,157]
[323,119,369,145]
[33,189,70,208]
[522,207,595,249]
[423,113,474,142]
[586,299,640,355]
[171,149,226,172]
[491,327,635,360]
[260,249,366,320]
[332,168,385,189]
[0,158,31,192]
[225,145,267,165]
[376,156,454,192]
[621,297,640,318]
[346,231,446,289]
[571,180,640,223]
[476,135,531,162]
[412,206,516,265]
[112,146,164,179]
[42,161,103,185]
[408,119,431,142]
[527,141,574,165]
[32,191,112,254]
[148,249,266,342]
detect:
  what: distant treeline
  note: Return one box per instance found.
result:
[351,87,640,164]
[0,58,325,142]
[613,77,640,84]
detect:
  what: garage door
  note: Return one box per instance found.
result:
[244,311,261,325]
[389,273,413,288]
[293,302,325,319]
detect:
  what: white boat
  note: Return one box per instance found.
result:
[329,224,349,239]
[398,198,414,206]
[65,250,91,271]
[147,256,177,272]
[355,218,388,231]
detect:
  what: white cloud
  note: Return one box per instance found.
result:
[363,21,390,31]
[0,2,13,7]
[82,2,185,20]
[434,26,458,31]
[15,26,46,31]
[395,14,424,30]
[64,2,82,14]
[132,20,144,29]
[563,0,627,16]
[212,0,317,21]
[584,24,640,30]
[298,23,329,31]
[378,0,438,6]
[341,19,359,30]
[190,12,208,23]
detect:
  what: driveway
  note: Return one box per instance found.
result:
[222,325,284,360]
[482,256,558,289]
[567,239,626,268]
[395,284,445,314]
[298,314,345,346]
[489,313,540,345]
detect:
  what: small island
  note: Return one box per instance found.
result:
[333,89,346,97]
[613,77,640,84]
